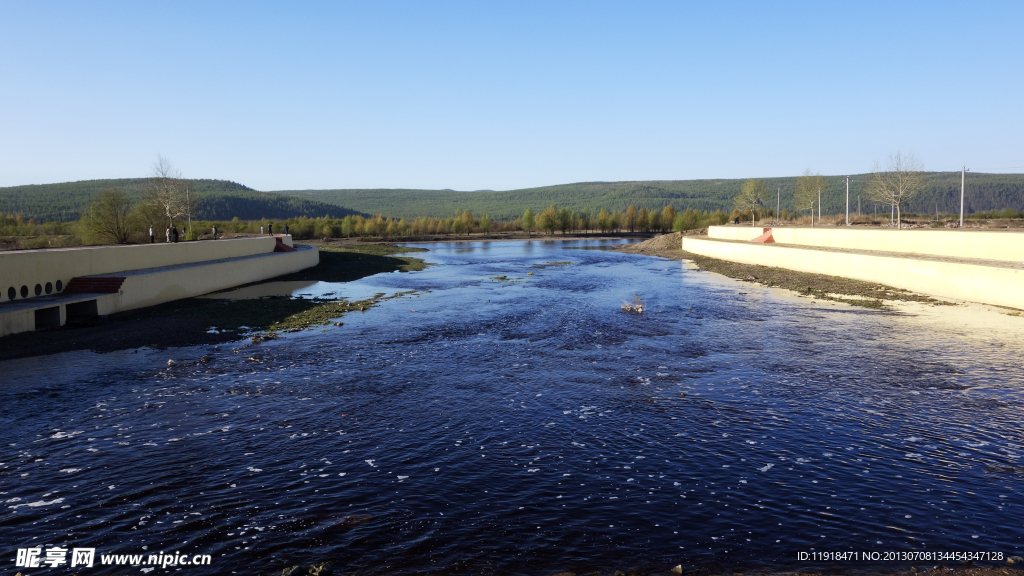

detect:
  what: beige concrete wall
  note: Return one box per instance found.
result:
[0,236,292,303]
[116,246,319,311]
[0,247,317,337]
[683,237,1024,310]
[708,226,772,242]
[0,308,35,337]
[707,226,1024,262]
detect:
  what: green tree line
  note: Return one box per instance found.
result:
[2,202,731,249]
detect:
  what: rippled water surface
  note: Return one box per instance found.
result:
[3,239,1023,575]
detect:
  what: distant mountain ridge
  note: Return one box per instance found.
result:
[272,172,1024,220]
[0,178,360,222]
[4,173,1023,223]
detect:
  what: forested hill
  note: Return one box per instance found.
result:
[5,173,1023,223]
[0,178,360,222]
[273,172,1024,220]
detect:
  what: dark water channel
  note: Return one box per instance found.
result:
[3,239,1023,575]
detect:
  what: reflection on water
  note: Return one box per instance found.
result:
[199,281,319,300]
[2,238,1023,576]
[200,280,402,302]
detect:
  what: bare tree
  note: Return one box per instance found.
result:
[794,170,825,227]
[145,155,187,228]
[866,152,924,230]
[82,189,135,244]
[182,184,202,238]
[734,178,770,226]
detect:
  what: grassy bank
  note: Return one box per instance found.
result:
[617,232,946,310]
[0,243,429,361]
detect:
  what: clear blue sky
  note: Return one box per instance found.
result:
[2,1,1022,191]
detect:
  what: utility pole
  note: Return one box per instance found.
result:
[186,185,192,238]
[845,176,850,226]
[776,186,780,225]
[817,187,821,224]
[858,195,861,217]
[959,165,968,227]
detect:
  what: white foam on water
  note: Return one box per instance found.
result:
[9,497,65,509]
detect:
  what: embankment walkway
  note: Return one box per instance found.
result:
[682,226,1024,310]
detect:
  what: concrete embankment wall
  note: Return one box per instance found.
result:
[0,236,293,304]
[0,236,317,337]
[115,245,317,311]
[707,226,1024,263]
[0,293,120,338]
[682,236,1024,310]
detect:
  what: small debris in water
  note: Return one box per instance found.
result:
[621,293,644,314]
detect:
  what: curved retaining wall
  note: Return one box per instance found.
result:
[0,236,293,304]
[0,237,318,337]
[114,245,318,311]
[683,236,1023,310]
[708,226,1024,263]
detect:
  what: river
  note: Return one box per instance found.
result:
[2,238,1022,575]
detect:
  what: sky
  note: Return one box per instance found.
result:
[2,1,1023,191]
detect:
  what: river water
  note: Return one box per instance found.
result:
[3,239,1023,575]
